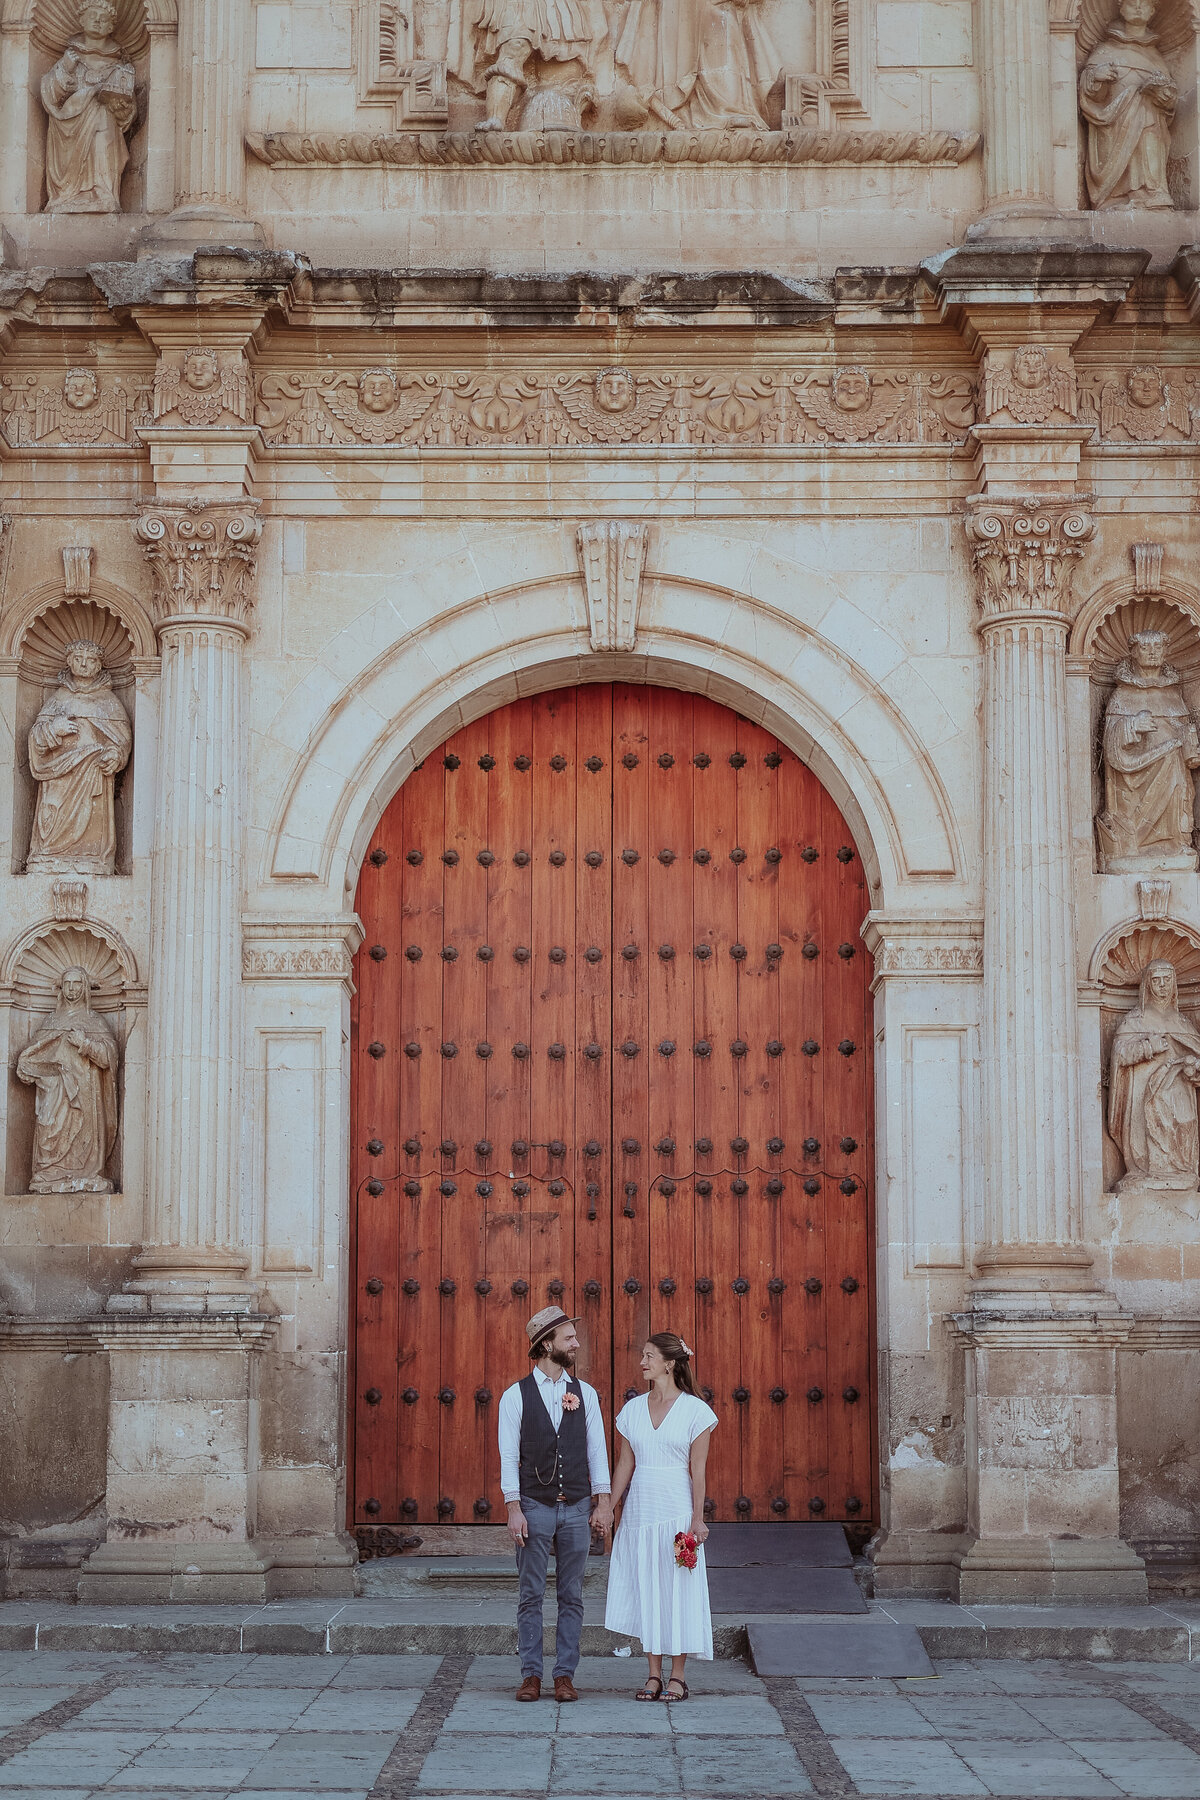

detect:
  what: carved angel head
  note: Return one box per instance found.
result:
[182,348,220,393]
[63,367,100,411]
[595,367,634,414]
[1012,345,1051,390]
[62,639,105,683]
[831,367,871,413]
[1127,365,1165,408]
[358,368,397,414]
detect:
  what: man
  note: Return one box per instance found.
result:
[498,1306,613,1702]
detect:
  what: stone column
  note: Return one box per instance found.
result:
[976,0,1054,217]
[140,0,263,249]
[127,503,262,1304]
[954,496,1146,1603]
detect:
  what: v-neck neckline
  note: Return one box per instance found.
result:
[647,1391,682,1433]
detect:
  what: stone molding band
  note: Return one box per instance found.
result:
[246,128,980,170]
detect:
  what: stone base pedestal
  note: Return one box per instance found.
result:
[869,1529,973,1599]
[77,1536,358,1604]
[955,1534,1147,1605]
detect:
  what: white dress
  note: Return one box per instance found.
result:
[604,1391,719,1658]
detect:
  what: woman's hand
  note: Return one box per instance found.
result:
[690,1516,709,1544]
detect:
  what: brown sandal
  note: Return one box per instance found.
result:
[664,1678,689,1702]
[636,1676,664,1701]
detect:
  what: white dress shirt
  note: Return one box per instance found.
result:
[498,1365,612,1504]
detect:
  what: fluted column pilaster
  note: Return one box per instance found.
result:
[174,0,248,214]
[966,497,1094,1293]
[977,0,1053,215]
[125,501,262,1304]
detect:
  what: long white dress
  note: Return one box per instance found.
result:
[604,1391,719,1658]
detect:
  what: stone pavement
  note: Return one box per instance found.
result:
[4,1650,1200,1798]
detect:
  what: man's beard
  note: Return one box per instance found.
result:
[549,1346,575,1369]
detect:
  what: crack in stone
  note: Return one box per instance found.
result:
[366,1652,471,1800]
[0,1670,124,1764]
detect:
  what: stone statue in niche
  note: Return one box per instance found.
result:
[16,964,118,1193]
[1109,959,1200,1194]
[614,0,781,129]
[26,639,131,875]
[1097,631,1200,871]
[40,0,136,214]
[1079,0,1177,210]
[447,0,597,130]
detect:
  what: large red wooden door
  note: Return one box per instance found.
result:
[351,685,874,1535]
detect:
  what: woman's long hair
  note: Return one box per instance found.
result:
[649,1331,699,1395]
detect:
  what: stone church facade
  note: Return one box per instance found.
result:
[3,0,1200,1606]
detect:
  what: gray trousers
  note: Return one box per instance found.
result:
[515,1494,592,1679]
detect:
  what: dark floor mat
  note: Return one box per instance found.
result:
[704,1523,852,1567]
[748,1620,933,1676]
[707,1564,867,1615]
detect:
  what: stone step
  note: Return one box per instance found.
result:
[1,1599,1198,1662]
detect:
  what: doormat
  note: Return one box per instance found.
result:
[704,1523,852,1567]
[707,1565,867,1615]
[748,1620,934,1677]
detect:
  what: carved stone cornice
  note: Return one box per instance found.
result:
[133,500,262,633]
[964,494,1096,628]
[861,913,984,985]
[241,915,365,987]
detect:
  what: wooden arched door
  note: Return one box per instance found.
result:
[351,684,875,1535]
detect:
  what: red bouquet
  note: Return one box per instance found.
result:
[674,1530,698,1571]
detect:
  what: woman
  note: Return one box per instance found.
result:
[604,1332,718,1701]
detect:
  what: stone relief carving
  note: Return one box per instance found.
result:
[576,521,648,651]
[983,345,1078,424]
[613,0,782,132]
[242,945,354,979]
[253,364,976,448]
[1079,364,1198,439]
[1109,958,1200,1195]
[246,123,978,168]
[1096,630,1200,872]
[447,0,598,130]
[39,0,137,213]
[1078,0,1179,210]
[133,502,263,629]
[964,499,1096,623]
[26,638,132,876]
[51,878,89,920]
[1,366,152,448]
[62,544,93,597]
[153,349,250,427]
[15,962,118,1193]
[985,1397,1080,1469]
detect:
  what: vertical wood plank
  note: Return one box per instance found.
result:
[574,683,613,1414]
[611,684,651,1408]
[531,690,577,1325]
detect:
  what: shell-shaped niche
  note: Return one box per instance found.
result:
[32,0,150,59]
[11,925,127,1013]
[1089,596,1200,687]
[1100,924,1200,1004]
[18,599,135,684]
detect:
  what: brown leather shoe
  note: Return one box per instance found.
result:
[515,1675,541,1702]
[554,1675,579,1702]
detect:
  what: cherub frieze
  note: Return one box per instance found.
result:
[1080,365,1198,441]
[791,368,918,444]
[983,345,1077,425]
[555,369,675,444]
[1,366,151,448]
[154,348,249,427]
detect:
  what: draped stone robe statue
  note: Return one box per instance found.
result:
[40,0,136,214]
[16,965,119,1194]
[1109,960,1200,1195]
[1096,631,1200,872]
[615,0,780,129]
[26,640,132,875]
[1079,0,1177,211]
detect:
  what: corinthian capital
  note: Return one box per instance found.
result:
[134,500,262,631]
[964,495,1095,628]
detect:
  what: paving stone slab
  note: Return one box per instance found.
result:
[749,1620,934,1677]
[547,1740,683,1795]
[827,1736,988,1796]
[1069,1740,1200,1798]
[419,1734,554,1789]
[673,1737,812,1793]
[952,1739,1124,1795]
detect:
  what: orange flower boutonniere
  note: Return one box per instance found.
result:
[562,1392,581,1412]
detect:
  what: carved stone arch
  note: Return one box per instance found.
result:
[258,569,964,910]
[30,0,156,58]
[1073,0,1198,60]
[1,576,157,663]
[1091,917,1200,997]
[1071,573,1200,666]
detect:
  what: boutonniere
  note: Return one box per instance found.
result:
[562,1393,580,1411]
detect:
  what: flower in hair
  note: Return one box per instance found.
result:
[679,1341,692,1357]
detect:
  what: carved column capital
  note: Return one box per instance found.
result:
[964,494,1095,629]
[134,500,262,633]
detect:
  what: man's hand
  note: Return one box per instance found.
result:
[591,1496,613,1540]
[507,1502,528,1548]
